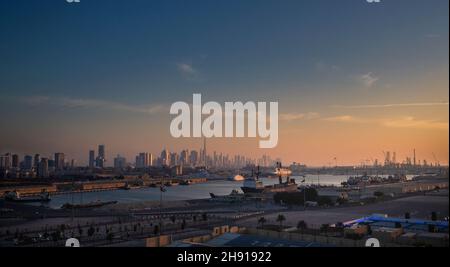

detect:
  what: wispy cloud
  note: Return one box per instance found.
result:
[358,72,379,88]
[381,117,449,130]
[177,63,197,75]
[331,102,449,109]
[322,113,448,130]
[22,96,50,106]
[314,61,340,72]
[322,115,360,123]
[425,33,441,39]
[21,96,166,115]
[280,112,320,121]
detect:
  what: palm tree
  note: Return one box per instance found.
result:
[297,220,307,231]
[258,217,267,229]
[276,214,286,230]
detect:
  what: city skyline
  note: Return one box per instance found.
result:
[0,0,448,166]
[0,143,442,169]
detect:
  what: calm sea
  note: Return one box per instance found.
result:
[31,175,349,209]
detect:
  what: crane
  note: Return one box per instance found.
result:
[432,153,440,166]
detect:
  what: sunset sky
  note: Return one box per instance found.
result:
[0,0,448,166]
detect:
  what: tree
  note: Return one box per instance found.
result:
[431,212,438,221]
[297,220,307,231]
[317,196,334,206]
[276,214,286,230]
[106,232,114,242]
[258,217,267,229]
[320,224,330,233]
[153,225,160,235]
[374,191,384,198]
[87,226,95,237]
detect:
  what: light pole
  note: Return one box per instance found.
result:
[159,176,167,236]
[302,178,306,211]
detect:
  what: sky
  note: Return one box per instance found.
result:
[0,0,448,166]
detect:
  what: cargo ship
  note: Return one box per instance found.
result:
[241,163,298,194]
[4,191,51,203]
[61,200,117,209]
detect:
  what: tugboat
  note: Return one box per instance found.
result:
[241,163,298,194]
[4,190,51,203]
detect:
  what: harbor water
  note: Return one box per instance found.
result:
[31,175,350,209]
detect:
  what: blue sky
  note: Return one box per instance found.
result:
[0,0,448,165]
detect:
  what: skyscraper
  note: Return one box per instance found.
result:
[89,150,95,168]
[114,154,127,169]
[54,153,65,171]
[24,155,33,170]
[135,152,153,168]
[96,145,106,168]
[33,154,41,169]
[11,154,19,169]
[98,145,105,159]
[160,149,169,166]
[0,153,11,170]
[39,158,49,178]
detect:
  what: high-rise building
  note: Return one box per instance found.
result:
[39,158,49,178]
[190,150,199,166]
[160,149,169,166]
[170,152,179,167]
[180,149,190,166]
[203,137,207,167]
[34,154,41,169]
[89,150,95,168]
[114,154,127,169]
[54,153,65,171]
[11,154,19,169]
[96,145,106,168]
[98,145,105,159]
[135,152,153,168]
[24,155,33,170]
[0,153,11,170]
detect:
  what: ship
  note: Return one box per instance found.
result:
[241,163,298,194]
[61,200,117,209]
[4,191,51,203]
[209,189,245,202]
[229,174,245,181]
[179,180,191,186]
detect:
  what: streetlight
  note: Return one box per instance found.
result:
[301,178,306,211]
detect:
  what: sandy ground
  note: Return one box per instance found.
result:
[237,193,449,229]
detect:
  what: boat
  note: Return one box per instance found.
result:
[209,189,245,202]
[180,180,191,186]
[121,184,141,190]
[229,174,245,181]
[241,163,298,194]
[61,200,117,209]
[274,167,292,177]
[4,191,51,203]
